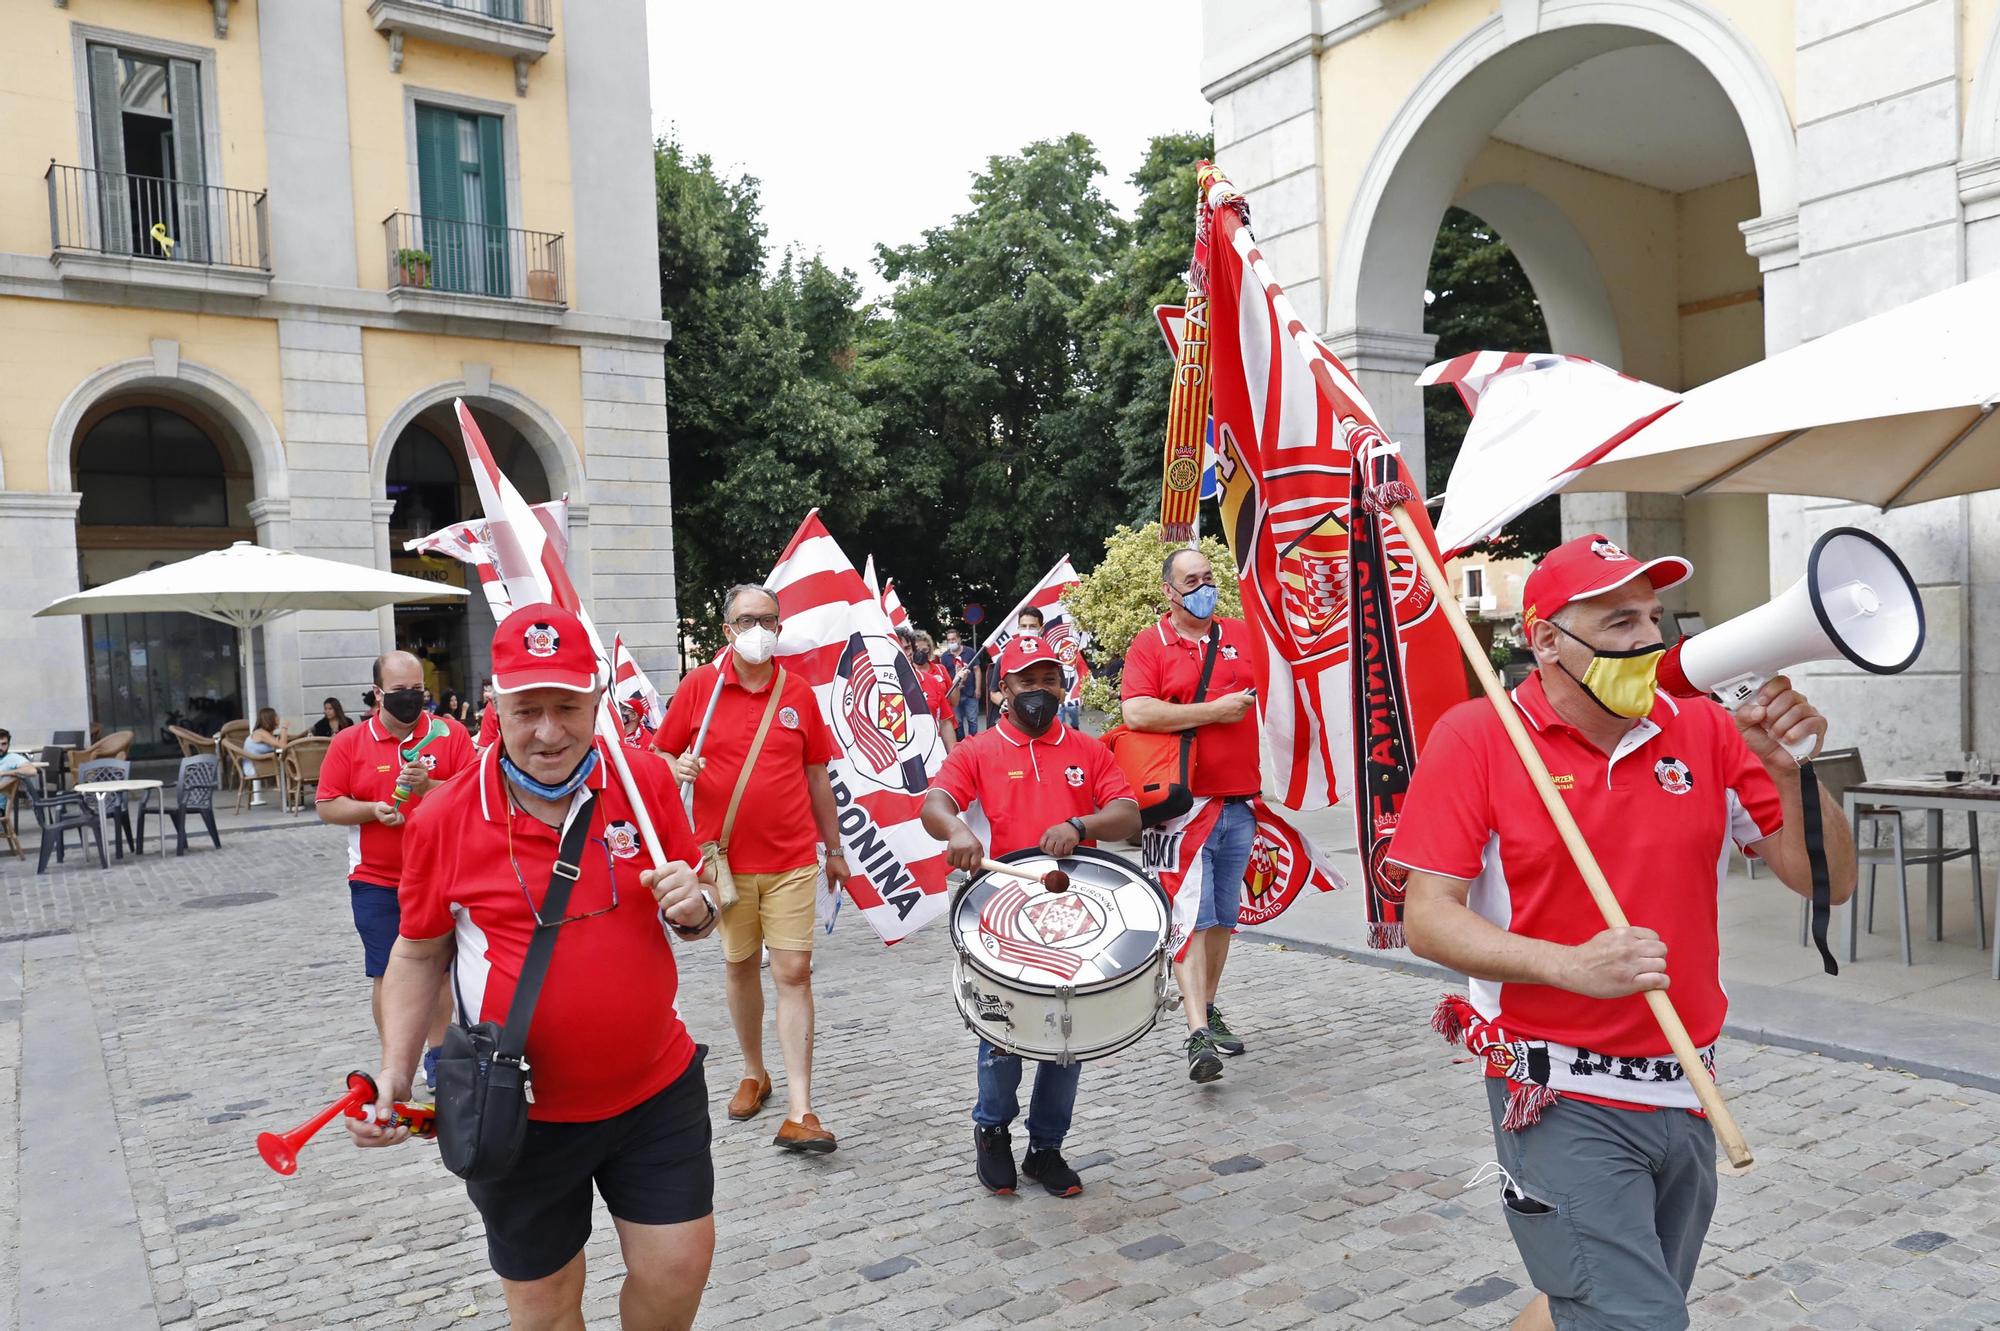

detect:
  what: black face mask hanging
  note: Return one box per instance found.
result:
[1010,689,1059,735]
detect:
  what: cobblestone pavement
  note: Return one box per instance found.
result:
[9,825,2000,1329]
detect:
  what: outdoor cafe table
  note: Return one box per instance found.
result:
[1842,777,1999,966]
[73,777,165,859]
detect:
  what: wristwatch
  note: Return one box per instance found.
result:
[1066,817,1087,840]
[668,890,718,939]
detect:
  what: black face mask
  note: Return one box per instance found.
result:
[1010,688,1059,735]
[914,648,932,664]
[380,686,426,724]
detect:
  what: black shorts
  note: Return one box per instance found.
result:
[465,1048,713,1282]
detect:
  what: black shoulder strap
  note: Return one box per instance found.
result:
[1178,626,1223,783]
[499,790,597,1060]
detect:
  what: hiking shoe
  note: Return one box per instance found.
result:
[975,1125,1017,1195]
[1206,1004,1245,1056]
[1186,1029,1223,1083]
[1020,1147,1083,1197]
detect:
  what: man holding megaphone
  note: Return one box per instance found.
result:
[1391,533,1857,1331]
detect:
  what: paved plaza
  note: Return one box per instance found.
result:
[4,824,2000,1329]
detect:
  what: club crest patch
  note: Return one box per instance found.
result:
[523,622,560,657]
[605,820,641,859]
[779,706,800,730]
[1063,764,1085,788]
[1590,539,1633,563]
[418,752,438,771]
[1221,644,1239,660]
[1654,757,1693,796]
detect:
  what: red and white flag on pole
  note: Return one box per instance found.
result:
[767,512,952,945]
[979,556,1088,704]
[861,554,881,599]
[451,401,681,874]
[610,632,665,741]
[1194,167,1465,944]
[881,578,911,629]
[403,498,571,618]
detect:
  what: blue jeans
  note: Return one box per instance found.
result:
[972,1041,1080,1151]
[1195,799,1257,929]
[955,694,983,738]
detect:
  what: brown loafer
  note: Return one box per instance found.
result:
[774,1113,837,1153]
[727,1075,772,1120]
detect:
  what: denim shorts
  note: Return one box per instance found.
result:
[1195,799,1257,930]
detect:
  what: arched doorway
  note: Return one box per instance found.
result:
[73,397,255,756]
[384,402,551,707]
[1343,17,1792,620]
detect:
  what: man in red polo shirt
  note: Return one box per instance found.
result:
[923,636,1140,1197]
[317,649,476,1084]
[1393,534,1855,1331]
[349,603,719,1329]
[657,584,849,1153]
[1121,546,1261,1082]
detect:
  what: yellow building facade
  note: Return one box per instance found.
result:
[2,0,673,756]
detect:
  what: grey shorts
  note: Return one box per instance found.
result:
[1483,1078,1718,1331]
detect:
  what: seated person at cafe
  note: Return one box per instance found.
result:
[0,730,35,778]
[312,697,353,737]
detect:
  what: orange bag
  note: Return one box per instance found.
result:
[1100,724,1193,826]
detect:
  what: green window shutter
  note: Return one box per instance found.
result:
[475,113,509,296]
[414,104,466,290]
[167,59,207,262]
[86,44,132,254]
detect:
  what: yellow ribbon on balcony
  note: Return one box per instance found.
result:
[149,221,176,258]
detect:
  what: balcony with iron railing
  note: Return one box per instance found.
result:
[383,211,566,323]
[370,0,553,93]
[46,162,271,297]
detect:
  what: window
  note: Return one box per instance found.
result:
[85,41,209,261]
[1462,566,1486,600]
[415,104,508,296]
[76,405,230,528]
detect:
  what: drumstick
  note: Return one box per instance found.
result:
[980,858,1071,893]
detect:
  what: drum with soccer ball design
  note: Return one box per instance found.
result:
[949,846,1170,1064]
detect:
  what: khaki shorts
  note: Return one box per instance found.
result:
[717,863,818,963]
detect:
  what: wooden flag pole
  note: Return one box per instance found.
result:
[1382,499,1754,1172]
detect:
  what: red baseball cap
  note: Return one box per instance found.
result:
[492,603,600,694]
[998,635,1063,679]
[1522,534,1692,627]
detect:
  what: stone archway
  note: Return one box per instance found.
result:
[1454,182,1623,367]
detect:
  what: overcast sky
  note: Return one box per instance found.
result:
[646,2,1214,296]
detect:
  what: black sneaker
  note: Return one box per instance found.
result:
[1206,1004,1246,1056]
[974,1125,1016,1195]
[1186,1029,1223,1083]
[1021,1147,1083,1197]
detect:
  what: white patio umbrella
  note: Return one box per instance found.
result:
[1566,273,2000,508]
[35,540,467,731]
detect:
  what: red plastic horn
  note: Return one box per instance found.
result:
[258,1071,376,1176]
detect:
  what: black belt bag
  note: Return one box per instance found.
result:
[435,792,595,1182]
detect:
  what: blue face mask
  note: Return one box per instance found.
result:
[501,747,600,801]
[1179,583,1220,620]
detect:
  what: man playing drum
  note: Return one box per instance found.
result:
[922,637,1141,1197]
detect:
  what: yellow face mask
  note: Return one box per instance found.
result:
[1553,623,1665,719]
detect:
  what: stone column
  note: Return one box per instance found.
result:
[0,492,89,742]
[578,344,678,687]
[1783,0,1971,771]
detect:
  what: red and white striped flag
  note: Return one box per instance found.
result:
[767,512,952,945]
[881,578,911,629]
[979,556,1088,704]
[452,401,680,873]
[610,633,665,733]
[403,498,570,619]
[861,554,881,599]
[1201,168,1465,817]
[1237,798,1345,927]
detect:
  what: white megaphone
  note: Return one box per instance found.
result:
[1655,527,1925,759]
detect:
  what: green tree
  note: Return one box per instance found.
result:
[1422,206,1556,557]
[855,134,1130,632]
[1066,521,1239,726]
[657,136,881,652]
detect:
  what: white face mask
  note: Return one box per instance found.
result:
[732,625,777,665]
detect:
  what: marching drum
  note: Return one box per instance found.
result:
[949,846,1171,1065]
